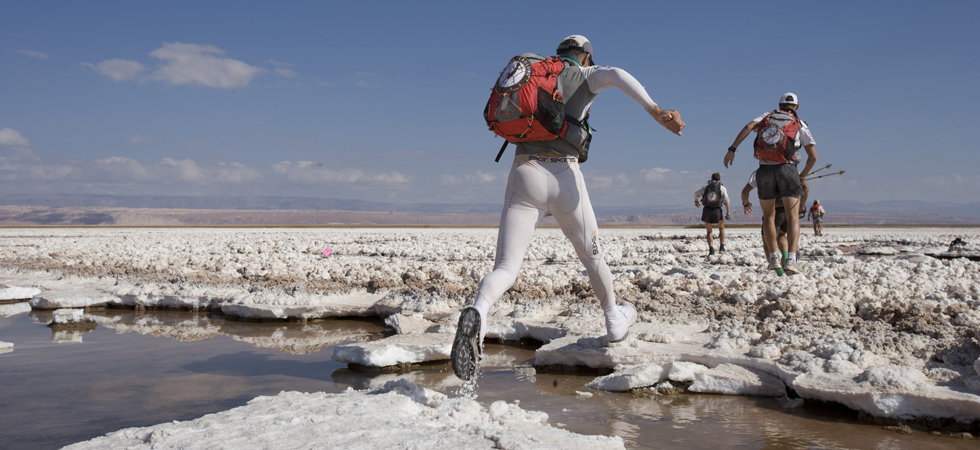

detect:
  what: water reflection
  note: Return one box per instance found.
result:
[74,309,384,353]
[0,302,31,317]
[51,329,87,343]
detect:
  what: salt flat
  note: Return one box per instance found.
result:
[1,226,979,444]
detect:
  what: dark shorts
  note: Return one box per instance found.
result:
[702,206,724,224]
[761,207,788,236]
[757,163,803,201]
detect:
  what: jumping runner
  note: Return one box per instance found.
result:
[694,173,731,255]
[452,35,685,380]
[724,93,816,275]
[807,200,826,236]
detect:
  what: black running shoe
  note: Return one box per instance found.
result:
[719,244,726,253]
[708,247,715,256]
[451,307,482,380]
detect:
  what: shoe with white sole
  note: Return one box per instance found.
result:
[783,259,803,275]
[606,301,637,343]
[451,307,482,380]
[767,255,782,271]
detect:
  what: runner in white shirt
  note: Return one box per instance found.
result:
[451,35,686,380]
[723,93,817,276]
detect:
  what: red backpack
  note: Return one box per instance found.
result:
[484,54,569,161]
[753,110,802,163]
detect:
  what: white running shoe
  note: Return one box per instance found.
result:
[783,259,803,275]
[606,301,637,343]
[767,255,782,271]
[451,307,482,380]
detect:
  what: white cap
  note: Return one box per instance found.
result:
[557,35,593,57]
[814,199,820,205]
[779,92,799,105]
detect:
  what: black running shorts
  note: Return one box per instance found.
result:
[701,206,724,224]
[756,163,803,201]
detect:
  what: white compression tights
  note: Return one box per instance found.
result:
[474,156,617,312]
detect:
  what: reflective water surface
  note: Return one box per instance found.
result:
[0,310,975,450]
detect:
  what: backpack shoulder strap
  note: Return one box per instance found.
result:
[494,140,508,162]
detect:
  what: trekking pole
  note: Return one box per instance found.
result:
[809,163,832,176]
[804,170,844,181]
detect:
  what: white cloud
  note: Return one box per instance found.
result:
[148,42,264,89]
[440,171,497,186]
[373,171,408,183]
[82,59,146,82]
[27,164,76,181]
[642,167,673,182]
[271,161,408,185]
[96,156,148,178]
[274,68,296,78]
[0,128,36,159]
[157,158,206,181]
[214,162,261,183]
[0,128,30,147]
[16,49,48,59]
[477,171,495,183]
[588,173,630,190]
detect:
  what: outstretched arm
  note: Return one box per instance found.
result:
[724,121,757,168]
[585,66,684,135]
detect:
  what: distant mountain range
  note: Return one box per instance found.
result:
[0,194,977,226]
[1,194,977,217]
[0,194,696,216]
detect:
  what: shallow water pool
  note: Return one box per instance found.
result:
[0,310,974,449]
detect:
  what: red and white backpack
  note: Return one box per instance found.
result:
[484,54,570,161]
[753,110,802,163]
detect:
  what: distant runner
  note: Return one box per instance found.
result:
[694,173,731,255]
[807,200,826,236]
[724,92,817,276]
[451,35,685,381]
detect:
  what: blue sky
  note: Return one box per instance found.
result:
[1,1,978,209]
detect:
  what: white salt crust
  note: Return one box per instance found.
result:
[2,227,980,426]
[0,285,41,301]
[62,379,625,450]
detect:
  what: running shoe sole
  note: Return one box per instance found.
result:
[783,260,803,275]
[451,307,482,380]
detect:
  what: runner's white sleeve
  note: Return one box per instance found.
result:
[721,186,730,204]
[583,66,658,114]
[693,186,704,201]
